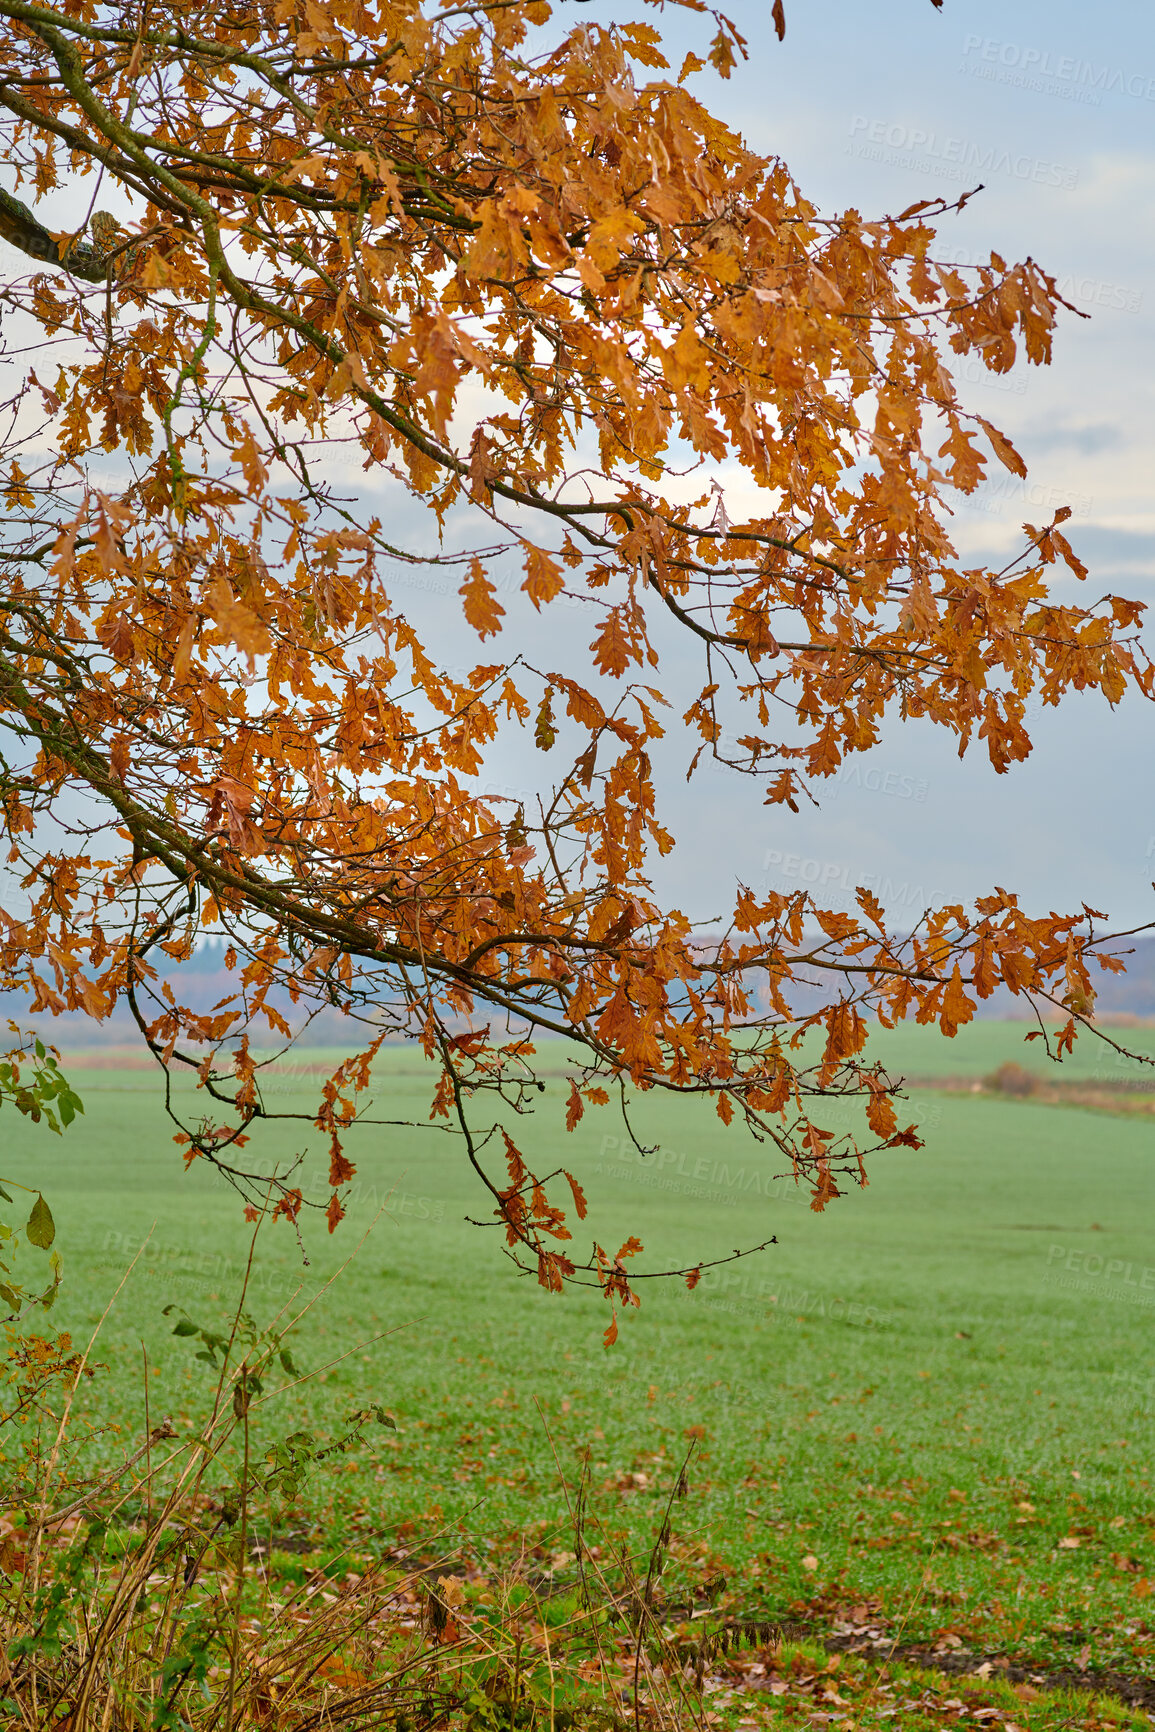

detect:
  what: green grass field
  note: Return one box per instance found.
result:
[3,1020,1153,1685]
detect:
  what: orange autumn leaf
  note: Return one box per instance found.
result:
[565,1081,584,1131]
[976,415,1028,479]
[940,965,976,1037]
[866,1090,898,1139]
[460,558,505,639]
[564,1169,588,1220]
[328,1136,356,1188]
[591,608,635,678]
[501,1130,527,1189]
[523,544,564,609]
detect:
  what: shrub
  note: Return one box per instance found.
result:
[985,1062,1038,1098]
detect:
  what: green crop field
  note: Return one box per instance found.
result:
[3,1020,1153,1685]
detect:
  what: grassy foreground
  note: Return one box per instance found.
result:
[2,1021,1153,1705]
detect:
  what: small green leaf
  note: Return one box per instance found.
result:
[26,1194,55,1249]
[0,1282,20,1309]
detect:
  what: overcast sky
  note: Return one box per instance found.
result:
[1,0,1151,943]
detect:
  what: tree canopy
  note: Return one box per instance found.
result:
[0,0,1149,1333]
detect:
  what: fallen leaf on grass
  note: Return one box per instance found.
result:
[932,1632,964,1652]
